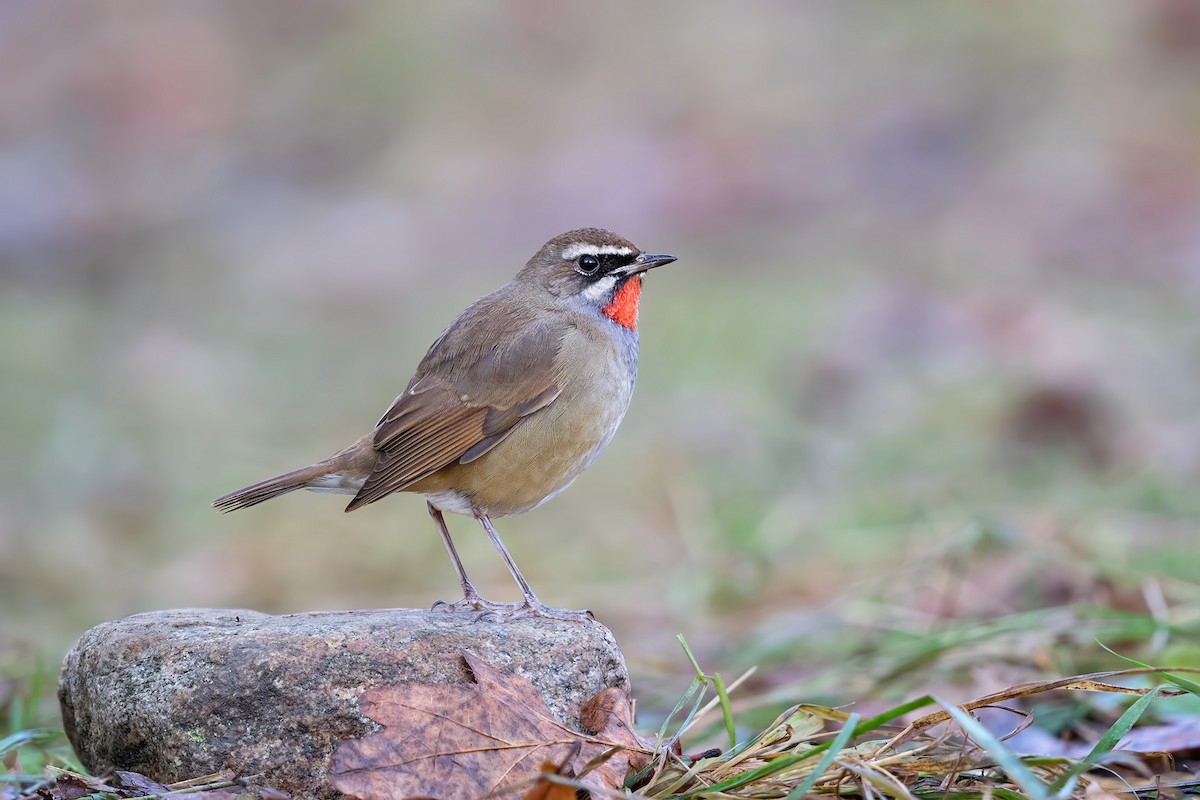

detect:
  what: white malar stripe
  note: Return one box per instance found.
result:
[561,243,634,261]
[581,274,618,302]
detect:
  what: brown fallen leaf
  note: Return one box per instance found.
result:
[35,774,98,800]
[1112,716,1200,756]
[523,741,582,800]
[329,653,649,800]
[577,687,655,782]
[111,770,174,797]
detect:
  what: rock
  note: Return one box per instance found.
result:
[58,608,630,799]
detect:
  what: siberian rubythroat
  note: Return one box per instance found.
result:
[214,228,677,620]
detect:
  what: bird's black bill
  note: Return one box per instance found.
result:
[621,253,678,276]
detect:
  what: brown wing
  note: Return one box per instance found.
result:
[345,288,564,511]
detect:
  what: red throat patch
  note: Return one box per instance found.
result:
[603,276,642,330]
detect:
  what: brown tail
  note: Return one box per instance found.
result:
[214,435,378,513]
[212,464,328,512]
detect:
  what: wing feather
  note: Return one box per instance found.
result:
[344,298,565,512]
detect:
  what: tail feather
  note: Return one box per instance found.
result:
[212,465,324,512]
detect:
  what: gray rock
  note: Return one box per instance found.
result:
[58,608,630,799]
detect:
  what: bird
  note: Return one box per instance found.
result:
[213,228,677,621]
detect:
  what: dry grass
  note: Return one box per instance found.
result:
[631,665,1199,800]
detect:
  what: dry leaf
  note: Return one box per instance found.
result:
[521,765,577,800]
[522,741,582,800]
[1084,778,1126,800]
[579,688,625,736]
[111,770,173,796]
[36,774,98,800]
[329,653,648,800]
[1113,716,1200,755]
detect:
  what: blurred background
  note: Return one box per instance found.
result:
[3,1,1200,718]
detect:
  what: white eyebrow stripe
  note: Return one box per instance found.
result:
[561,243,635,260]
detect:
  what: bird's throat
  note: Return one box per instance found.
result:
[603,276,641,330]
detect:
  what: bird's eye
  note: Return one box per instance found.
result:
[577,254,601,275]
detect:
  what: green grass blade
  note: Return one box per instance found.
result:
[6,694,26,735]
[1048,685,1163,797]
[992,789,1036,800]
[630,634,720,788]
[712,672,736,751]
[0,728,59,757]
[936,696,1049,800]
[657,676,707,742]
[783,712,860,800]
[26,658,46,724]
[676,634,705,678]
[676,695,937,797]
[1095,642,1200,696]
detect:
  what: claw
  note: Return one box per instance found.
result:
[518,601,595,623]
[432,594,526,617]
[431,597,593,623]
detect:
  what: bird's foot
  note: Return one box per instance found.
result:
[430,594,593,623]
[512,600,595,623]
[431,595,523,617]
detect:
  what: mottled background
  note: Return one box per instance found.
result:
[4,2,1200,707]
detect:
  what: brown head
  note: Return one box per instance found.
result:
[516,228,677,330]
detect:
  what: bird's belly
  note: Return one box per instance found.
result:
[419,373,634,517]
[422,488,478,516]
